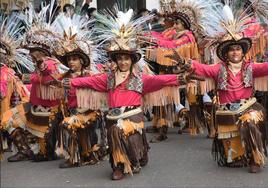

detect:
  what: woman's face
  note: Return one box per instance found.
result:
[116,54,132,72]
[67,55,83,72]
[174,20,185,31]
[29,50,46,64]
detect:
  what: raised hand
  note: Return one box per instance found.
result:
[185,68,205,82]
[165,49,185,66]
[62,78,71,89]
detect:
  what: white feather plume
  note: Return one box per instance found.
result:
[222,5,234,22]
[0,12,34,73]
[116,9,134,27]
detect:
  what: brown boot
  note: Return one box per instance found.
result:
[111,169,124,180]
[59,160,79,168]
[132,164,141,174]
[146,126,158,133]
[249,163,261,173]
[7,129,34,162]
[150,126,168,143]
[7,152,30,162]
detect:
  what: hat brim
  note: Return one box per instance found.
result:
[216,38,252,62]
[109,50,142,63]
[59,51,90,68]
[172,12,191,30]
[27,46,51,57]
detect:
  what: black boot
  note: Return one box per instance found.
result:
[7,129,34,162]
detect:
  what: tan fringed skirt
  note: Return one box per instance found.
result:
[106,112,149,174]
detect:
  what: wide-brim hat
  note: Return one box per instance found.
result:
[171,12,191,30]
[59,50,90,68]
[23,30,63,57]
[26,45,51,57]
[216,38,252,62]
[108,50,142,64]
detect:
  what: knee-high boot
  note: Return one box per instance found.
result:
[7,128,34,162]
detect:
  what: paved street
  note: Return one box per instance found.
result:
[1,122,268,188]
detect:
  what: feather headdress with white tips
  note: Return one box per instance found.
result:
[204,1,255,41]
[200,1,255,61]
[22,0,64,57]
[160,0,177,14]
[247,0,268,24]
[173,0,220,37]
[94,5,154,56]
[0,12,34,73]
[53,13,106,70]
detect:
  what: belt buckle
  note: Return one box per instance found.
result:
[110,108,122,116]
[229,103,240,111]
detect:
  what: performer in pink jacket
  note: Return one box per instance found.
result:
[169,2,268,173]
[63,7,184,180]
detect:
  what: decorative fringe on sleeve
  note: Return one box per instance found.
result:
[76,88,108,110]
[14,79,30,101]
[145,47,157,62]
[254,76,268,91]
[156,43,200,66]
[199,78,216,95]
[245,33,267,61]
[36,85,63,100]
[142,86,180,108]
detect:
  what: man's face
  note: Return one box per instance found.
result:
[226,45,244,64]
[116,54,132,72]
[67,55,83,72]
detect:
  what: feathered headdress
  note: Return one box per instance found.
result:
[94,5,154,63]
[0,12,34,73]
[159,0,177,14]
[202,1,254,61]
[247,0,268,24]
[174,0,220,37]
[53,13,106,70]
[22,1,63,57]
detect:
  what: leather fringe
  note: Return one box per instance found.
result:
[76,89,108,110]
[36,85,63,100]
[143,86,180,108]
[156,43,200,66]
[110,126,133,175]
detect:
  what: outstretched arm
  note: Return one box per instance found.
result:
[252,62,268,78]
[191,60,220,80]
[30,60,60,84]
[71,74,108,92]
[142,74,180,94]
[164,50,219,80]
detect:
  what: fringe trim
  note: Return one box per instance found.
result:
[142,86,180,108]
[36,85,63,100]
[252,149,266,166]
[254,75,268,91]
[199,78,216,94]
[145,47,157,62]
[76,88,108,110]
[156,43,200,66]
[55,131,70,159]
[117,119,144,137]
[245,33,266,61]
[111,127,133,175]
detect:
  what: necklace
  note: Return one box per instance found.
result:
[117,71,129,78]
